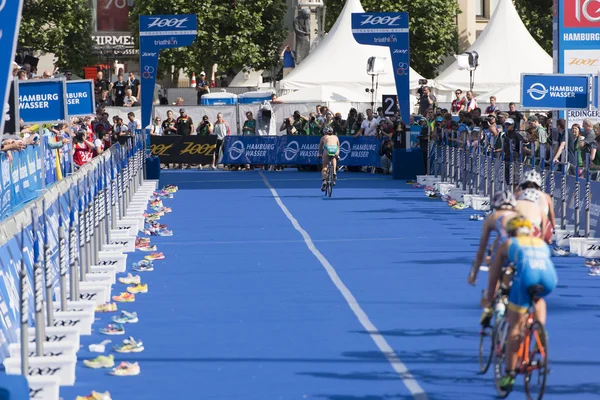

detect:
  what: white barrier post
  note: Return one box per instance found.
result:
[42,200,54,326]
[78,189,87,282]
[561,158,567,230]
[476,145,481,195]
[490,138,495,197]
[20,229,29,375]
[575,152,581,237]
[69,192,80,301]
[549,148,555,206]
[85,176,93,273]
[585,154,591,237]
[58,212,68,312]
[32,208,45,356]
[92,169,99,266]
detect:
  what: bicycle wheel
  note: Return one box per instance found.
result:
[493,319,511,399]
[478,324,494,374]
[524,321,548,400]
[327,162,333,197]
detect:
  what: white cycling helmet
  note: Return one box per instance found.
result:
[518,188,542,203]
[520,169,542,188]
[492,189,517,210]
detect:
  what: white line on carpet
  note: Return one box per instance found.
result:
[258,171,428,400]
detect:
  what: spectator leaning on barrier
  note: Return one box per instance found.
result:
[149,117,163,135]
[162,110,178,136]
[127,112,141,133]
[528,115,548,160]
[553,118,567,164]
[196,115,213,136]
[72,130,95,168]
[242,112,256,136]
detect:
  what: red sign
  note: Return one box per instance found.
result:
[564,0,600,27]
[96,0,131,32]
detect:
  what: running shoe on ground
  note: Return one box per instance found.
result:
[441,195,452,202]
[406,180,417,185]
[99,324,125,335]
[469,214,484,221]
[163,184,178,192]
[76,391,112,400]
[83,355,115,369]
[114,337,144,353]
[589,267,600,276]
[112,292,135,302]
[412,184,423,189]
[109,362,140,376]
[137,245,158,252]
[552,247,570,257]
[112,311,139,324]
[498,374,515,392]
[428,193,441,199]
[447,199,457,206]
[452,203,468,210]
[423,186,434,191]
[132,263,154,272]
[145,252,164,261]
[585,259,600,267]
[95,303,117,313]
[157,229,173,237]
[127,283,148,294]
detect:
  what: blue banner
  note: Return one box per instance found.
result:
[521,73,590,109]
[0,0,24,134]
[221,136,383,167]
[66,79,95,117]
[139,14,198,128]
[351,13,410,124]
[18,79,66,124]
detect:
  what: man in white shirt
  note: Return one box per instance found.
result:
[356,109,378,136]
[127,112,141,133]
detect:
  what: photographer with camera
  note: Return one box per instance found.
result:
[306,112,322,135]
[279,116,295,135]
[197,115,213,136]
[331,113,345,136]
[417,82,436,117]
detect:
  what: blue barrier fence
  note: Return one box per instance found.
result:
[0,132,144,361]
[221,135,383,167]
[0,137,73,221]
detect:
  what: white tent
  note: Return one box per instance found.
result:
[433,0,552,102]
[229,69,263,88]
[278,85,372,102]
[278,0,427,94]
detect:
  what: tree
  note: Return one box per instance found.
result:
[324,0,460,78]
[129,0,288,79]
[513,0,552,55]
[19,0,96,72]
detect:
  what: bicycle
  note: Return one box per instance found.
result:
[493,284,549,399]
[323,154,337,198]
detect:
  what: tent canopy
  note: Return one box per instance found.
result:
[277,85,372,102]
[433,0,552,102]
[279,0,427,93]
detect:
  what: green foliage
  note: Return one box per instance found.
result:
[324,0,460,78]
[130,0,288,78]
[513,0,552,55]
[19,0,96,72]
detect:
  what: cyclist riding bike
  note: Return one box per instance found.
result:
[318,126,340,192]
[482,216,557,392]
[515,188,551,243]
[517,170,555,243]
[468,189,518,286]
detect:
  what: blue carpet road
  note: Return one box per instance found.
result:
[59,170,600,400]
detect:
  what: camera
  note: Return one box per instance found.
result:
[418,79,428,85]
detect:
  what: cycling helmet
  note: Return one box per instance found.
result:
[323,126,334,135]
[520,169,542,188]
[506,216,533,237]
[492,189,517,210]
[518,188,542,203]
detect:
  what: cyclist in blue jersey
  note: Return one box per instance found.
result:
[482,216,558,391]
[318,126,340,191]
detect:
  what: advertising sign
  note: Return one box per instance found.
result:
[66,80,96,117]
[555,0,600,124]
[139,14,198,128]
[521,73,590,109]
[351,13,410,124]
[18,79,66,124]
[0,0,24,134]
[150,135,217,164]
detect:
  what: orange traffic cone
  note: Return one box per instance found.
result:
[191,72,196,87]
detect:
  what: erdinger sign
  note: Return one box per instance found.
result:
[564,0,600,27]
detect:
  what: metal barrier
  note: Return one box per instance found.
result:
[419,131,599,242]
[0,131,158,399]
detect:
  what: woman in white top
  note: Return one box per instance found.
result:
[211,113,230,170]
[148,117,163,135]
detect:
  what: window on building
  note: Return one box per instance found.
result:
[476,0,485,17]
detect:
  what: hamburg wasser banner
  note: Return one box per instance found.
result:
[139,14,198,128]
[0,0,24,134]
[221,135,383,166]
[351,13,410,124]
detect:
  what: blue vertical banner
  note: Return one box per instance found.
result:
[139,14,198,128]
[351,13,410,124]
[0,0,24,134]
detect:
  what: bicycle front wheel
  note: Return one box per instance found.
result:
[478,324,494,374]
[524,321,548,400]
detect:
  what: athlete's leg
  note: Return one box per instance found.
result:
[332,155,337,177]
[506,309,526,372]
[534,298,547,325]
[322,153,329,180]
